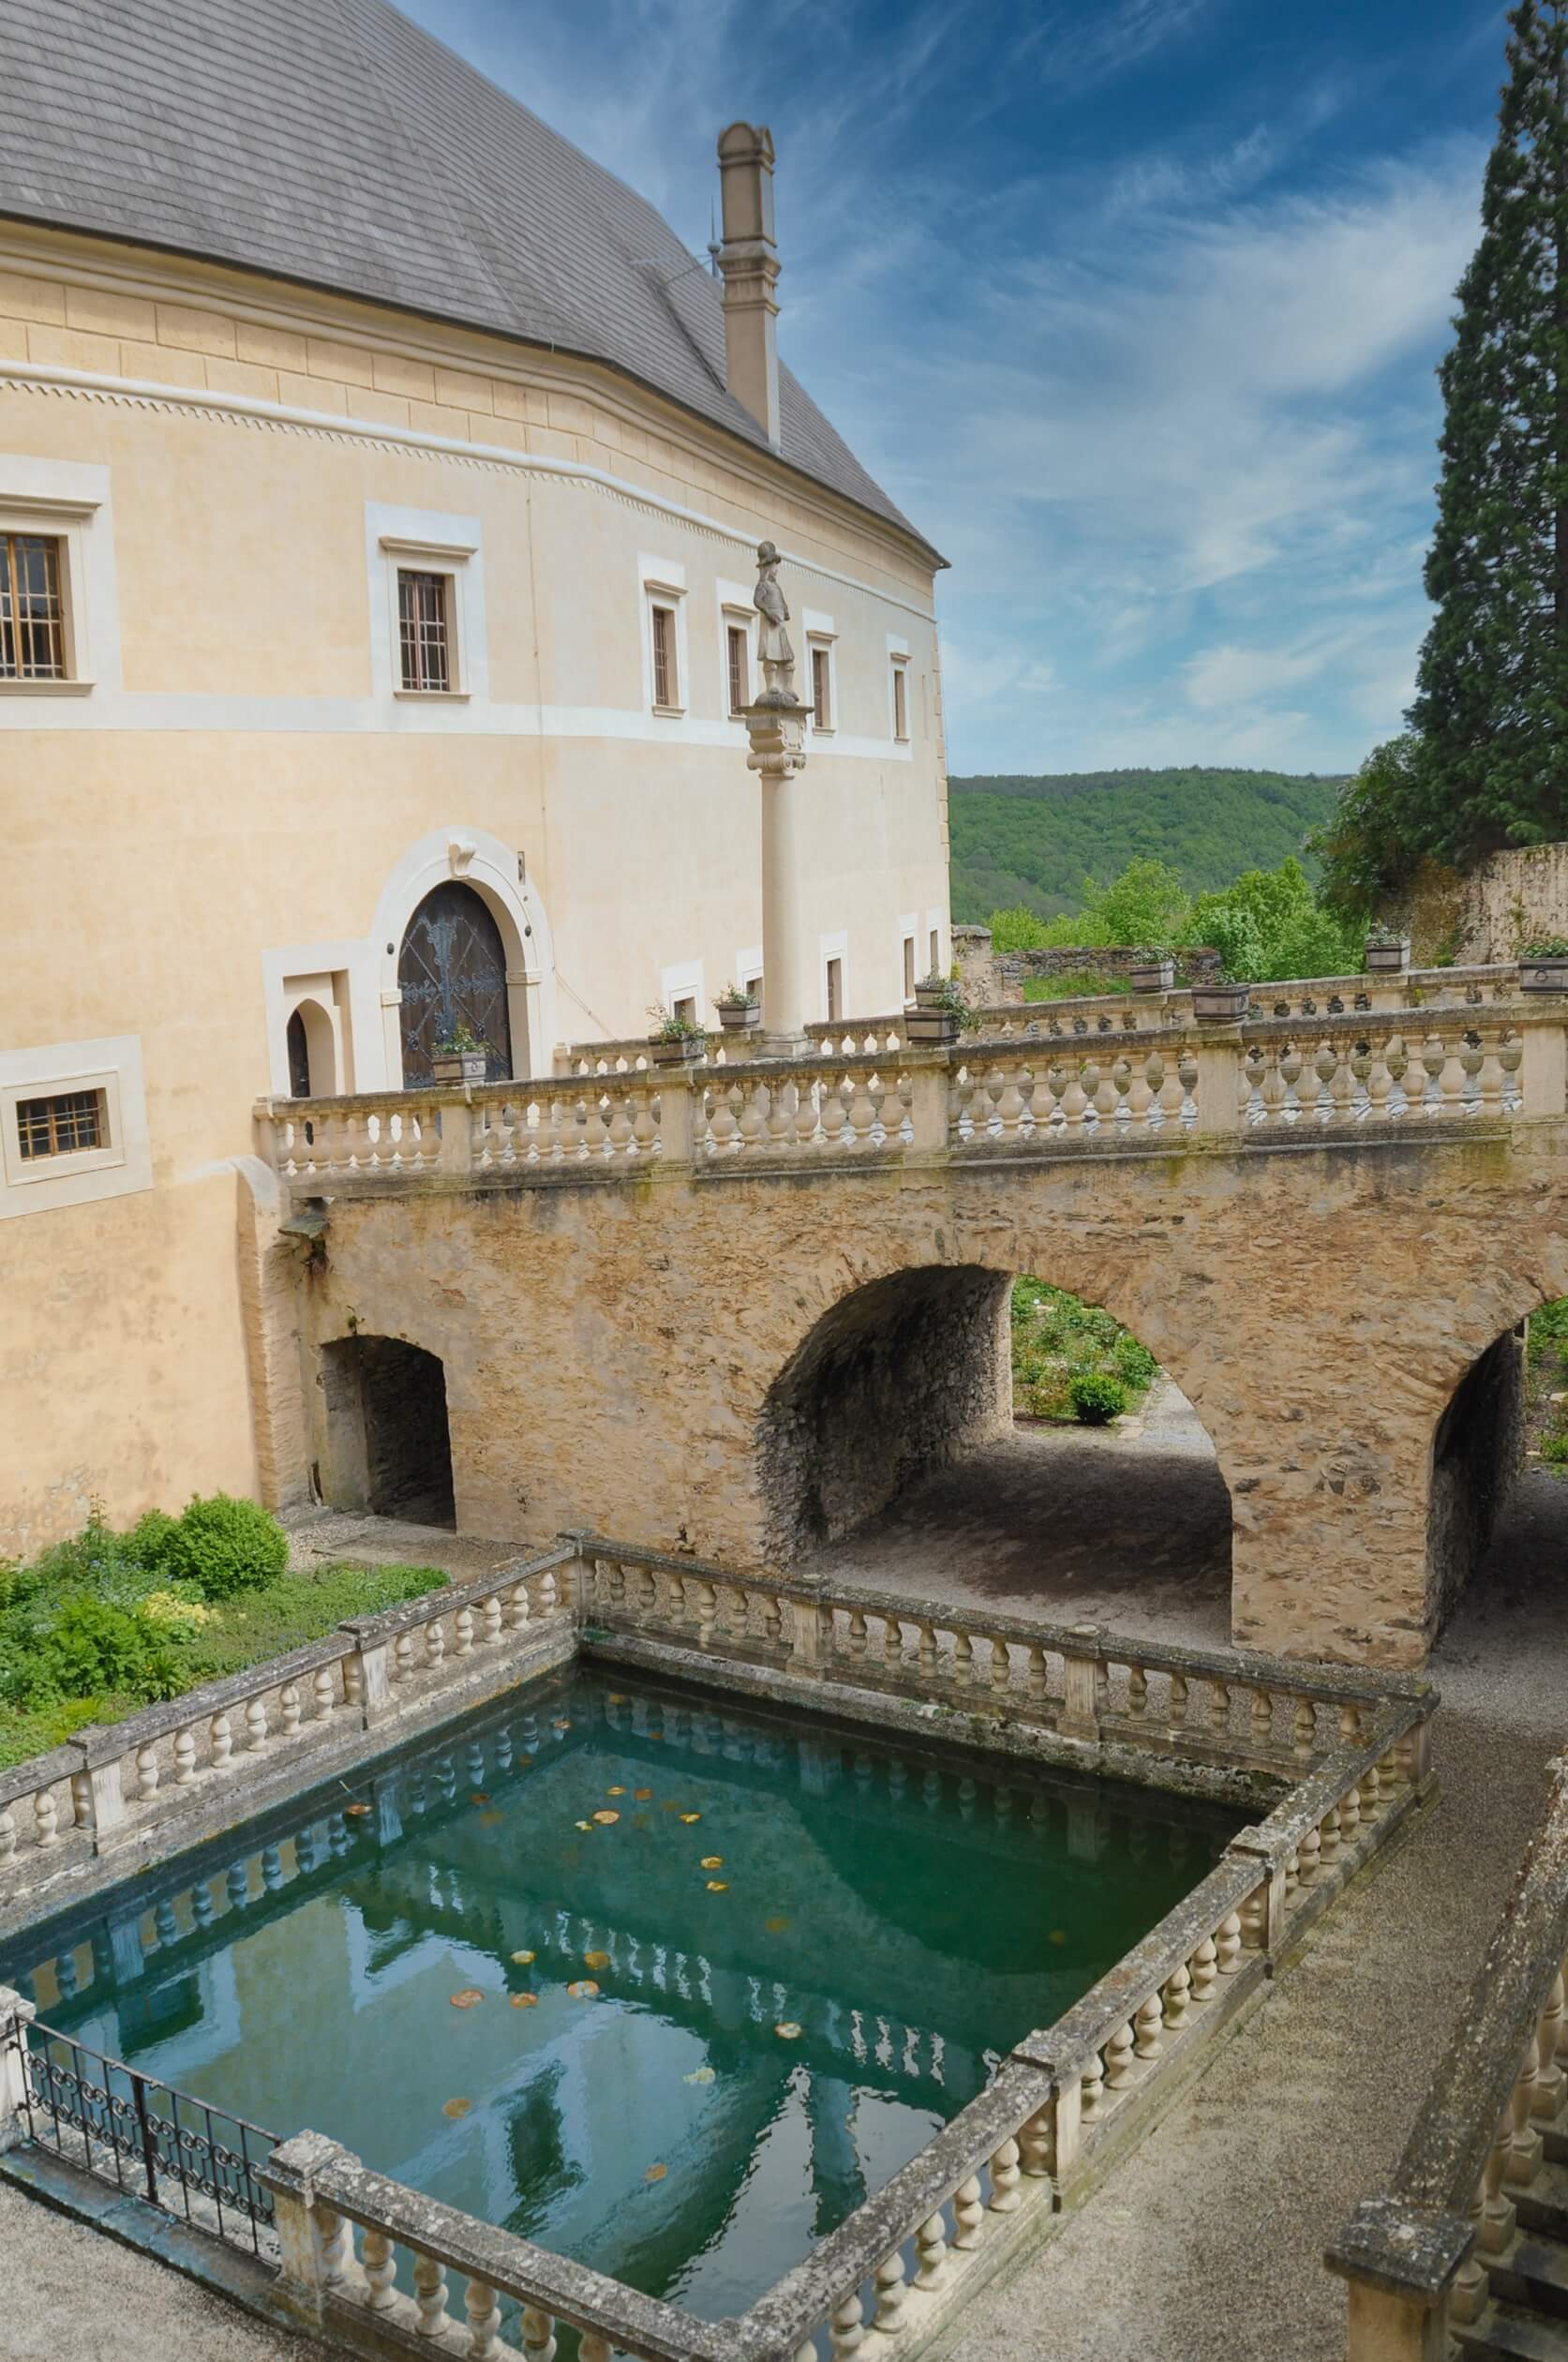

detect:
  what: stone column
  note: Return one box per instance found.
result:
[743,695,810,1049]
[0,1986,37,2154]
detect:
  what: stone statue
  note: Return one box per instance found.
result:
[753,540,797,700]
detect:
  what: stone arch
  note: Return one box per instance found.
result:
[371,826,556,1084]
[319,1333,455,1528]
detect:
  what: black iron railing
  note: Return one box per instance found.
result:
[3,2008,278,2255]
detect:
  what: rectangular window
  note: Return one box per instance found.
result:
[891,660,909,740]
[396,569,451,692]
[812,645,832,729]
[651,604,678,709]
[929,927,940,976]
[17,1087,104,1161]
[0,533,66,680]
[903,936,916,1000]
[672,994,696,1029]
[727,624,749,715]
[826,958,843,1023]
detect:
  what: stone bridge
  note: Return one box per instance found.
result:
[245,977,1568,1671]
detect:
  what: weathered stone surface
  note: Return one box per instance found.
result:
[282,1120,1568,1667]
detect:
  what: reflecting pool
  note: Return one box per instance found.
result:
[5,1669,1241,2318]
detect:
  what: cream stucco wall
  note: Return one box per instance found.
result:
[0,222,950,1550]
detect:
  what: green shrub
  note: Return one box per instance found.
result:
[127,1508,184,1574]
[161,1493,289,1600]
[1114,1336,1159,1388]
[1068,1372,1128,1426]
[1541,1434,1568,1467]
[0,1593,188,1711]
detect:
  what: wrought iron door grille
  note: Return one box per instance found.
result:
[4,2010,278,2256]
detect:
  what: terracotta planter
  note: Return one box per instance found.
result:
[1520,957,1568,994]
[904,1007,960,1045]
[1364,938,1410,974]
[717,1002,761,1035]
[1191,982,1250,1024]
[431,1050,487,1086]
[1129,958,1175,994]
[649,1033,707,1065]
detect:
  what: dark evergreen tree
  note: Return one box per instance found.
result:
[1411,0,1568,860]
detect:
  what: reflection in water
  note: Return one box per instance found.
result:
[5,1671,1239,2320]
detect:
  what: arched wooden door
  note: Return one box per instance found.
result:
[396,882,514,1084]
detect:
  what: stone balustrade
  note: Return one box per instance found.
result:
[576,1537,1433,1796]
[257,986,1567,1200]
[1327,1756,1568,2360]
[0,1546,576,1928]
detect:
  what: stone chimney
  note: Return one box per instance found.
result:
[715,122,781,447]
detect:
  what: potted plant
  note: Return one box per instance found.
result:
[907,971,968,1044]
[431,1022,489,1085]
[1191,969,1251,1023]
[647,1005,709,1064]
[1364,926,1411,975]
[713,982,761,1036]
[1128,949,1176,994]
[1519,937,1568,993]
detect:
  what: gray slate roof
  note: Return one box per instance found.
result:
[0,0,933,553]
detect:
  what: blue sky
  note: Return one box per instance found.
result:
[405,0,1506,778]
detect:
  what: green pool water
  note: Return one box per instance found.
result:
[7,1668,1240,2320]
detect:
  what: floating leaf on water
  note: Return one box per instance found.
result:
[510,1994,539,2010]
[774,2022,802,2041]
[449,1990,485,2010]
[517,1756,534,1769]
[705,1880,729,1892]
[575,1819,594,1831]
[511,1950,536,1965]
[764,1916,790,1935]
[634,1787,653,1801]
[644,2163,667,2182]
[567,1980,600,1999]
[700,1856,724,1870]
[679,1813,701,1825]
[1049,1929,1068,1946]
[344,1803,372,1817]
[553,1719,572,1731]
[682,2066,716,2086]
[607,1693,627,1705]
[470,1791,489,1805]
[605,1786,626,1797]
[442,2097,471,2117]
[647,1731,664,1742]
[592,1810,620,1826]
[583,1950,611,1970]
[479,1812,503,1829]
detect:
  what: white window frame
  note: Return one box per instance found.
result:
[0,1035,151,1219]
[0,456,116,697]
[660,955,705,1027]
[717,583,755,721]
[803,608,837,738]
[899,911,919,1004]
[641,554,688,717]
[926,907,946,980]
[888,635,911,742]
[735,944,764,998]
[367,505,485,707]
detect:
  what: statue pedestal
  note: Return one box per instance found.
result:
[741,695,809,1047]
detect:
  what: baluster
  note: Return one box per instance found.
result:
[1168,1672,1187,1727]
[210,1711,232,1770]
[317,2206,352,2293]
[1081,2050,1105,2119]
[1133,1995,1163,2061]
[455,1607,475,1657]
[696,1583,718,1647]
[245,1696,269,1754]
[1292,1700,1317,1762]
[847,1609,868,1659]
[464,2279,502,2359]
[1296,1825,1322,1885]
[1216,1910,1243,1974]
[394,1631,415,1682]
[35,1788,59,1849]
[1207,1680,1230,1737]
[1249,1687,1273,1751]
[279,1683,302,1737]
[426,1617,447,1670]
[989,1636,1011,1697]
[953,1631,974,1687]
[951,2175,986,2250]
[914,2212,949,2290]
[1127,1663,1147,1719]
[1025,1642,1047,1708]
[762,1592,783,1652]
[1535,1972,1567,2124]
[1189,1936,1217,2003]
[507,1579,531,1634]
[521,2311,557,2362]
[482,1594,503,1646]
[829,2290,866,2357]
[873,2250,907,2333]
[0,1805,14,1861]
[1105,2023,1136,2090]
[362,2228,398,2311]
[313,1667,336,1719]
[988,2136,1022,2212]
[174,1725,197,1785]
[917,1621,937,1680]
[135,1742,159,1801]
[1162,1963,1191,2030]
[579,2340,612,2362]
[1319,1801,1342,1863]
[412,2251,453,2339]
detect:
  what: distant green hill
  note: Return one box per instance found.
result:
[948,767,1348,923]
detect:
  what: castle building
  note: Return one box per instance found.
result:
[0,0,949,1551]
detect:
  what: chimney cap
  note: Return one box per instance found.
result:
[717,121,775,166]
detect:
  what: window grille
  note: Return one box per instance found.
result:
[396,570,451,692]
[17,1088,104,1160]
[0,533,66,679]
[812,646,831,728]
[651,605,677,708]
[826,958,843,1023]
[727,623,748,715]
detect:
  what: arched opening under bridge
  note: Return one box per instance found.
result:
[756,1263,1231,1640]
[320,1334,456,1529]
[1428,1298,1568,1639]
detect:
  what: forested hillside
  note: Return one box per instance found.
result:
[948,768,1346,922]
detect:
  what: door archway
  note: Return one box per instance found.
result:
[396,882,514,1084]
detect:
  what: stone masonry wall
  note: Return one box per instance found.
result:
[267,1115,1568,1670]
[950,926,1221,1008]
[1452,843,1568,964]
